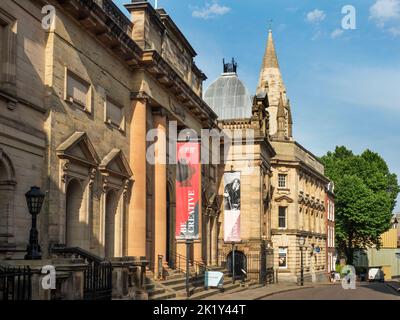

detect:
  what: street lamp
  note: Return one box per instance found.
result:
[299,236,306,286]
[25,186,45,260]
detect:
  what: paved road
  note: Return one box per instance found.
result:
[262,282,400,300]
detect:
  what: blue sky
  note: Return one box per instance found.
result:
[115,0,400,212]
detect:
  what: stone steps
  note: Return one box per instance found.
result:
[146,266,260,300]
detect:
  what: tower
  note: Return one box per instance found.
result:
[257,29,292,140]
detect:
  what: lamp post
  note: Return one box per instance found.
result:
[299,236,306,286]
[231,242,236,284]
[25,186,45,260]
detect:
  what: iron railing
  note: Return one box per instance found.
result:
[218,249,275,285]
[173,253,211,276]
[50,245,113,300]
[0,265,32,300]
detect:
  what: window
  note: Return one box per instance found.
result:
[65,70,91,112]
[278,174,287,188]
[278,206,287,229]
[0,10,17,95]
[278,247,287,268]
[105,97,125,131]
[0,22,4,66]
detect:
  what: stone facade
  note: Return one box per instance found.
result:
[0,0,333,299]
[0,0,219,290]
[257,30,330,283]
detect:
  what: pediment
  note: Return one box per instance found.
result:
[57,132,99,166]
[274,195,294,203]
[100,149,133,179]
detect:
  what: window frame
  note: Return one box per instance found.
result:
[0,8,17,95]
[104,96,125,132]
[278,174,287,189]
[64,68,92,113]
[278,247,288,269]
[278,206,287,229]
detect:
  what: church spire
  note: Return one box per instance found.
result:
[256,29,285,97]
[256,28,289,138]
[264,29,279,69]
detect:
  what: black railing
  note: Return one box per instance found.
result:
[102,0,132,34]
[0,266,32,300]
[173,253,210,276]
[218,249,275,285]
[51,245,113,300]
[84,261,113,300]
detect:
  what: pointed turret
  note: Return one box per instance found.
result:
[256,29,286,99]
[256,29,289,138]
[276,93,286,140]
[287,99,293,138]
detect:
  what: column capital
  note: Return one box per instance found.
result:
[131,91,152,103]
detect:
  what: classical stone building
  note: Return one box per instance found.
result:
[0,0,221,298]
[325,182,336,274]
[204,59,275,281]
[1,0,333,301]
[257,30,330,283]
[204,30,331,284]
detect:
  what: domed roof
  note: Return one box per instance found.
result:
[204,70,252,120]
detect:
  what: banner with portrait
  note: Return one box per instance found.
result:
[223,172,241,242]
[175,141,200,240]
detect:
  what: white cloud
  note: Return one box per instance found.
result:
[331,28,344,39]
[370,0,400,23]
[389,26,400,35]
[306,9,326,24]
[370,0,400,35]
[192,3,231,19]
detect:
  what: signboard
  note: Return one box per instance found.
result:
[175,141,200,240]
[314,246,321,254]
[205,271,224,288]
[223,172,241,242]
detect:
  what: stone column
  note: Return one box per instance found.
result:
[153,109,167,276]
[128,96,147,257]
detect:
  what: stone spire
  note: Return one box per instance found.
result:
[287,99,293,138]
[256,28,288,137]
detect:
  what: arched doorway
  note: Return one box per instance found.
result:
[0,161,9,238]
[65,179,85,247]
[104,190,119,258]
[227,251,247,280]
[0,150,16,245]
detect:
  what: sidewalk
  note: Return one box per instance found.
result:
[203,282,330,300]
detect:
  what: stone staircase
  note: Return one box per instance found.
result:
[145,267,258,300]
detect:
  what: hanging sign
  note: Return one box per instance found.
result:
[223,172,241,242]
[175,141,200,240]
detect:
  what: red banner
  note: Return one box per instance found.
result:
[175,142,200,240]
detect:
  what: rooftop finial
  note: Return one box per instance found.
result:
[223,58,238,73]
[268,19,273,32]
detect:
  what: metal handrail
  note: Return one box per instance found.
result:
[173,252,211,276]
[50,244,107,264]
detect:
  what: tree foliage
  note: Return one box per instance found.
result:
[321,146,399,264]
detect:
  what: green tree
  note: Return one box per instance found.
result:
[321,146,399,265]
